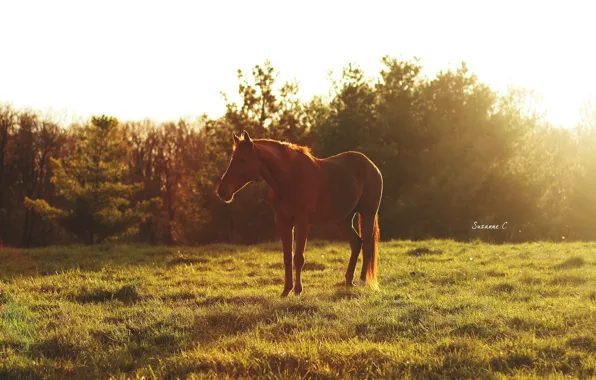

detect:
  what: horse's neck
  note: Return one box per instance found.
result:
[255,141,292,196]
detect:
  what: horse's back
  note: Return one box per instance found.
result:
[314,151,382,220]
[321,151,382,187]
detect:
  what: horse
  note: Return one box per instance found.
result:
[216,130,383,297]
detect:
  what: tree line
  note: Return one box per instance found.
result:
[1,57,595,247]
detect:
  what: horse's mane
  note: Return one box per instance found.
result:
[255,139,315,161]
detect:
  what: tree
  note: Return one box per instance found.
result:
[222,60,311,143]
[25,115,160,244]
[122,120,162,243]
[312,63,377,157]
[0,106,17,244]
[13,112,66,246]
[568,105,596,240]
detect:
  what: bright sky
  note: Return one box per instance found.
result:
[1,0,595,128]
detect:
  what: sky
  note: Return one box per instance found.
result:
[1,0,595,128]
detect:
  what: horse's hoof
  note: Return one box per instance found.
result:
[294,285,303,296]
[345,279,356,287]
[281,287,292,297]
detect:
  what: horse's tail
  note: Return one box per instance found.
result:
[358,212,379,286]
[367,213,379,285]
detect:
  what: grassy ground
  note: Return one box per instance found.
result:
[0,240,595,379]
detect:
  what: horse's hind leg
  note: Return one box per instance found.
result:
[339,212,363,287]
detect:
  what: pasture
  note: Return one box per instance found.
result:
[1,240,595,379]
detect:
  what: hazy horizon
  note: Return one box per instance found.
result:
[2,0,594,127]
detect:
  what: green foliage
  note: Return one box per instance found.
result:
[3,56,596,245]
[25,115,160,244]
[223,60,311,144]
[0,242,595,378]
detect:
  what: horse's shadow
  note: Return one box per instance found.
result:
[329,282,370,300]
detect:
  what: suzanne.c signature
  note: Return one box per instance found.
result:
[472,221,508,230]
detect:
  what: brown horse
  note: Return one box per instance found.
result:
[216,131,383,296]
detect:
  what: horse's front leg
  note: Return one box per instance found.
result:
[275,213,293,297]
[293,217,309,296]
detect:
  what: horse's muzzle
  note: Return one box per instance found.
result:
[216,184,234,203]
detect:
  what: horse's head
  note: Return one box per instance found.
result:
[217,130,261,203]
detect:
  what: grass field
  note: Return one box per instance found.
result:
[1,240,595,379]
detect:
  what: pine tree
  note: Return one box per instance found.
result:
[25,115,160,244]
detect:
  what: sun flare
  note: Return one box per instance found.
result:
[1,0,594,128]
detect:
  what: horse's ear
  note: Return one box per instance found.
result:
[233,133,240,145]
[242,130,252,142]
